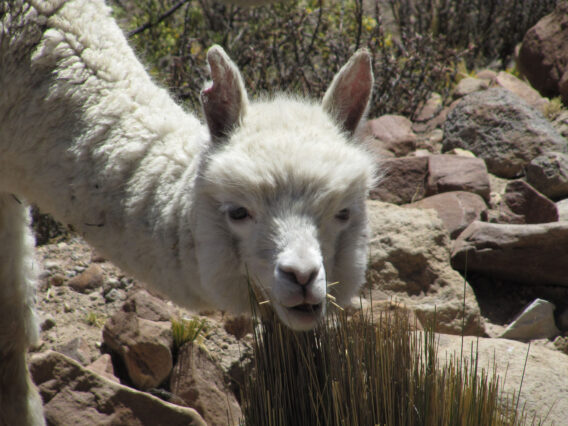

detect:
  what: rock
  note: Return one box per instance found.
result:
[103,311,173,389]
[407,191,487,239]
[436,335,568,425]
[87,354,119,383]
[475,69,497,81]
[366,200,484,335]
[503,180,558,223]
[453,76,489,98]
[558,199,568,221]
[364,115,417,157]
[451,221,568,286]
[526,152,568,200]
[67,264,104,293]
[486,175,526,224]
[493,71,549,111]
[426,154,490,201]
[442,88,567,178]
[551,109,568,139]
[370,156,428,204]
[122,289,175,322]
[500,299,560,341]
[29,351,206,426]
[170,342,242,426]
[518,2,568,100]
[413,92,443,123]
[56,337,91,365]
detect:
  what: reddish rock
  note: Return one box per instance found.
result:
[364,115,417,156]
[518,2,568,99]
[526,152,568,200]
[426,154,490,201]
[122,289,175,322]
[493,71,549,111]
[453,76,489,98]
[56,337,91,366]
[370,157,428,204]
[170,343,242,426]
[408,191,488,239]
[103,311,173,390]
[29,351,206,425]
[67,264,104,293]
[451,221,568,286]
[503,180,558,224]
[413,92,443,123]
[87,354,119,383]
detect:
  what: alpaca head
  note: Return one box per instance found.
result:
[193,46,375,331]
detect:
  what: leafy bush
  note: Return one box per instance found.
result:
[113,0,464,119]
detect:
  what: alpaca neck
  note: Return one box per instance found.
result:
[0,0,209,307]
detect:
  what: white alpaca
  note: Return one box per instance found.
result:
[0,0,375,423]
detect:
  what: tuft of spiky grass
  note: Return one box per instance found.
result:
[240,304,530,425]
[171,316,207,354]
[85,311,106,328]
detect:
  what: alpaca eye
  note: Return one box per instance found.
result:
[335,208,350,222]
[228,206,250,221]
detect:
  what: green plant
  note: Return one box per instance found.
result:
[85,311,106,327]
[240,306,530,425]
[543,96,565,121]
[171,316,208,352]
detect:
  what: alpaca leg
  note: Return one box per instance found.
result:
[0,193,45,426]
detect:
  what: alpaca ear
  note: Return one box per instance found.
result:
[201,45,249,140]
[322,49,374,134]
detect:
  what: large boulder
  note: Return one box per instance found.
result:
[437,335,568,425]
[366,200,484,335]
[442,88,567,178]
[451,221,568,286]
[517,2,568,101]
[29,351,206,426]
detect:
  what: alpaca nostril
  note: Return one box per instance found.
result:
[278,264,318,286]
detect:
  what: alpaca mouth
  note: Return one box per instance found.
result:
[288,303,322,315]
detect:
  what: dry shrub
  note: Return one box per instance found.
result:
[388,0,557,69]
[113,0,464,119]
[240,306,530,425]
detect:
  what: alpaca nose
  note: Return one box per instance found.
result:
[278,264,318,286]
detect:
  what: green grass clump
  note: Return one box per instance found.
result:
[171,316,207,353]
[85,311,106,328]
[240,306,529,425]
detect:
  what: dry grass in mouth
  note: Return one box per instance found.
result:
[240,300,532,426]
